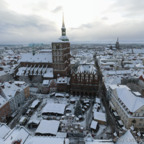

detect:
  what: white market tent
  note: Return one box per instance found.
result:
[35,120,60,136]
[42,103,66,115]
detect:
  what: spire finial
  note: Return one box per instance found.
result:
[59,12,69,41]
[62,12,65,28]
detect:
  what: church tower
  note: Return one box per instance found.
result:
[52,14,70,77]
[115,37,120,49]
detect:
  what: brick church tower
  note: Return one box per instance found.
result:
[52,14,70,77]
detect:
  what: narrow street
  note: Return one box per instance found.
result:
[8,97,35,129]
[94,55,119,133]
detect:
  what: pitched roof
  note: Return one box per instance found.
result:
[116,88,144,112]
[116,130,137,144]
[35,120,60,135]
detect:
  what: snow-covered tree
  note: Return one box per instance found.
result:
[74,101,83,117]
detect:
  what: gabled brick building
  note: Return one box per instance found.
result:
[70,64,98,96]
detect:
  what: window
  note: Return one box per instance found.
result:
[56,45,59,49]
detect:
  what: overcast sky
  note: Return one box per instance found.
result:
[0,0,144,44]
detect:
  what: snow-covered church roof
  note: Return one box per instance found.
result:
[19,53,52,63]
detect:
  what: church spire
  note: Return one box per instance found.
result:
[115,37,120,49]
[62,13,65,28]
[59,13,69,41]
[117,37,119,42]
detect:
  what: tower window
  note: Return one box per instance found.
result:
[56,45,60,49]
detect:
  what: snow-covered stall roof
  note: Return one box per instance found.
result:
[94,111,106,122]
[116,130,137,144]
[116,87,144,112]
[25,136,65,144]
[55,93,65,98]
[19,116,27,124]
[35,120,60,136]
[28,119,40,125]
[42,103,66,115]
[30,99,40,109]
[0,123,11,139]
[19,53,52,63]
[90,120,98,130]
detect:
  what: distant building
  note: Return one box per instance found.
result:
[115,38,120,49]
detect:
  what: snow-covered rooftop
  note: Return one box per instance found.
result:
[43,68,53,78]
[116,130,137,144]
[42,103,66,115]
[94,111,106,122]
[25,136,65,144]
[4,126,30,144]
[1,81,28,100]
[109,85,130,90]
[77,64,97,74]
[19,53,52,63]
[35,120,60,136]
[57,77,69,84]
[115,87,144,113]
[86,140,114,144]
[90,120,98,130]
[30,99,40,109]
[0,123,11,139]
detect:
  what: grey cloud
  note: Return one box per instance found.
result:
[52,6,63,13]
[107,0,144,18]
[32,1,49,11]
[0,0,144,43]
[68,19,144,42]
[0,3,58,43]
[101,17,108,20]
